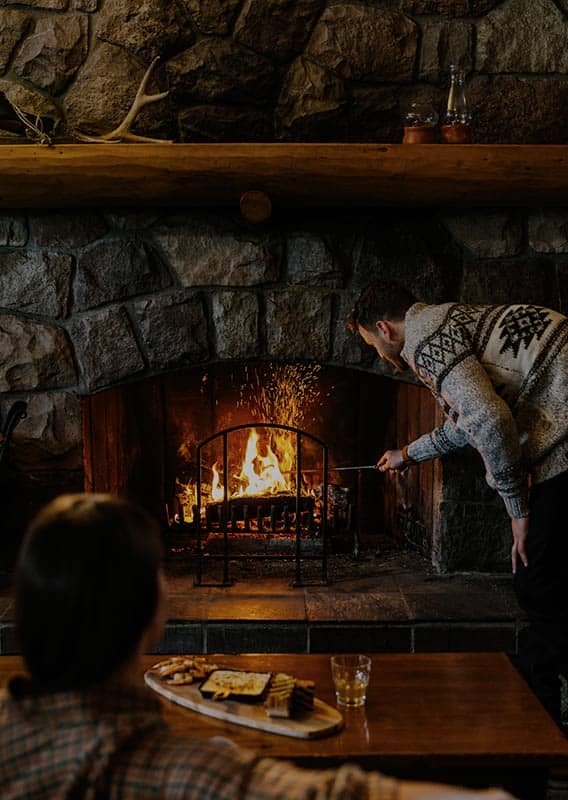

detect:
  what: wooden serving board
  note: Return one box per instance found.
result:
[145,671,343,739]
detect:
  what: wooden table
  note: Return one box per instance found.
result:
[2,653,568,799]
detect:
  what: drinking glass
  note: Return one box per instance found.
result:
[330,654,371,707]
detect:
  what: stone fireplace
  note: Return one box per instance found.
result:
[1,0,568,581]
[3,202,568,580]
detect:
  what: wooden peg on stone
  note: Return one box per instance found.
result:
[239,190,272,224]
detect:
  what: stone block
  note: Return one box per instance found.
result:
[181,0,241,35]
[477,0,568,74]
[13,14,88,94]
[179,105,272,142]
[68,306,144,390]
[133,291,209,370]
[96,0,195,64]
[309,624,411,652]
[306,5,418,83]
[348,86,401,143]
[469,76,568,144]
[0,215,27,246]
[8,391,82,469]
[74,239,171,312]
[0,250,72,318]
[234,0,323,62]
[305,591,409,622]
[332,291,376,368]
[447,624,517,652]
[64,41,175,141]
[404,0,525,13]
[29,212,106,247]
[413,623,517,653]
[265,288,332,361]
[212,291,259,360]
[413,624,452,651]
[528,210,568,254]
[167,39,276,105]
[437,450,495,503]
[419,21,473,82]
[442,212,522,258]
[434,500,510,572]
[207,622,307,653]
[0,10,32,75]
[152,623,204,655]
[403,0,469,14]
[461,257,556,307]
[208,594,306,621]
[7,0,67,7]
[403,581,520,621]
[153,215,280,287]
[0,78,61,133]
[287,233,341,287]
[350,213,461,302]
[275,57,347,141]
[105,212,161,231]
[0,314,77,392]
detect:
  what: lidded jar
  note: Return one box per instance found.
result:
[402,101,439,144]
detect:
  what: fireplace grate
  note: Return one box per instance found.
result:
[192,423,330,587]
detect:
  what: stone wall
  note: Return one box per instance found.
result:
[1,0,568,569]
[0,0,567,143]
[2,205,568,571]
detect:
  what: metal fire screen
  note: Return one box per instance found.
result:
[194,423,329,586]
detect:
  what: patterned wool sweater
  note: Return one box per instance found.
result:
[401,302,568,518]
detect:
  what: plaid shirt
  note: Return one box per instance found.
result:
[0,677,398,800]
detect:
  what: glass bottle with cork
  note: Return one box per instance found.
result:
[440,64,472,144]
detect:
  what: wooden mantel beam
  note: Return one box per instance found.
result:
[0,143,566,210]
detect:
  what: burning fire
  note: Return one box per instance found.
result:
[211,427,296,502]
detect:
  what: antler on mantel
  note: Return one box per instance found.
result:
[74,57,172,144]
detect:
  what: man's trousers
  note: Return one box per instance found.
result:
[514,469,568,726]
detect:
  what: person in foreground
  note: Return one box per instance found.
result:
[348,281,568,727]
[0,493,514,800]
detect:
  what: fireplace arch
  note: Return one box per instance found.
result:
[80,360,454,569]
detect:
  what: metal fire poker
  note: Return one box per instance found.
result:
[329,464,378,471]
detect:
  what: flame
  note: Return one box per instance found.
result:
[237,429,290,496]
[210,428,298,500]
[211,462,224,502]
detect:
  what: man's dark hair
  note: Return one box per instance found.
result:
[347,281,417,332]
[15,494,163,692]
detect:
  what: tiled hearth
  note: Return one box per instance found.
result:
[0,550,524,657]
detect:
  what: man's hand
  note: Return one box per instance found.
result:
[377,449,405,472]
[511,516,529,574]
